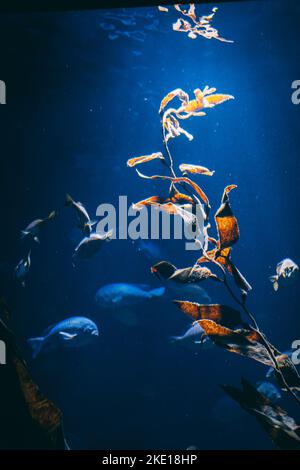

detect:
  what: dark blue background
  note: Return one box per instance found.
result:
[0,0,300,449]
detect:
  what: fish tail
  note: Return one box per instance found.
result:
[65,193,74,207]
[27,336,44,359]
[269,275,279,291]
[149,286,165,298]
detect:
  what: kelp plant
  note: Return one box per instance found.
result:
[127,85,300,448]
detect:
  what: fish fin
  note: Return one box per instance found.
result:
[59,331,77,340]
[105,229,114,241]
[47,210,56,220]
[149,287,165,298]
[21,230,29,239]
[27,337,44,359]
[269,275,279,291]
[65,194,74,206]
[34,236,40,244]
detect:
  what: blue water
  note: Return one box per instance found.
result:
[0,0,300,449]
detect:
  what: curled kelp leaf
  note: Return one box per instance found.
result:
[198,319,282,368]
[222,379,300,450]
[163,113,194,142]
[179,163,215,176]
[127,152,165,168]
[159,88,189,115]
[169,266,222,284]
[174,301,243,328]
[0,309,66,449]
[173,87,234,120]
[230,262,252,294]
[197,247,233,273]
[215,185,239,249]
[135,170,210,209]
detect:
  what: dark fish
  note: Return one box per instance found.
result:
[65,193,96,236]
[14,251,31,287]
[73,229,113,263]
[21,211,56,243]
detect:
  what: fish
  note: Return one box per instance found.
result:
[14,251,31,287]
[256,381,281,402]
[27,316,99,359]
[21,211,56,243]
[95,283,165,309]
[269,258,299,291]
[73,230,113,263]
[170,322,207,343]
[65,194,97,236]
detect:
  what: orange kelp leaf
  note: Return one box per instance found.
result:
[205,93,235,107]
[197,247,233,274]
[136,170,210,208]
[222,379,300,450]
[127,152,164,168]
[170,192,195,205]
[132,196,164,209]
[159,88,189,114]
[13,357,63,439]
[133,192,194,210]
[215,185,239,249]
[169,266,221,283]
[199,319,282,368]
[179,163,215,176]
[174,301,243,328]
[151,260,177,279]
[158,5,168,12]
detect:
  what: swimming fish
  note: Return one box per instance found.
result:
[95,283,165,309]
[65,194,97,236]
[256,381,281,402]
[269,258,299,291]
[73,230,113,263]
[27,316,99,359]
[170,322,206,343]
[14,251,31,287]
[21,211,56,243]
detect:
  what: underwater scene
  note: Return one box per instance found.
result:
[1,0,300,450]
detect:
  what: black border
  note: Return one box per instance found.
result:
[0,0,261,13]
